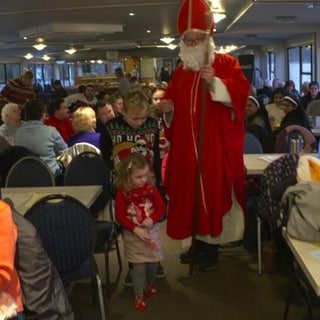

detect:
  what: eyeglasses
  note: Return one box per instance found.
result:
[183,34,207,46]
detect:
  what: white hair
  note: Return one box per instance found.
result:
[179,36,215,72]
[1,103,20,123]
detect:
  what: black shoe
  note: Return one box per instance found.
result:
[198,254,218,272]
[155,262,167,278]
[179,240,206,264]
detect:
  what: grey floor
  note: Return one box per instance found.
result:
[69,222,320,320]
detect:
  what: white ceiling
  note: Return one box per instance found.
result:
[0,0,319,61]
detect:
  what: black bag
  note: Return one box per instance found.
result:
[280,181,320,242]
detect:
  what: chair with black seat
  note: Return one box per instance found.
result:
[24,194,107,320]
[63,151,122,293]
[5,155,55,187]
[243,132,264,154]
[0,145,38,187]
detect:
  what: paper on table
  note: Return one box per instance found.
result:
[258,155,282,163]
[309,250,320,260]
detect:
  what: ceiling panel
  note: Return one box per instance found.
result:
[0,0,319,60]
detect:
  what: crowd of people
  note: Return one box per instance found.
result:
[0,60,175,314]
[2,0,320,317]
[245,78,320,153]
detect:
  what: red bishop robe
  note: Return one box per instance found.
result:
[164,52,250,240]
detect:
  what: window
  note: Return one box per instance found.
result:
[266,51,274,82]
[0,63,20,90]
[288,45,312,94]
[28,63,53,89]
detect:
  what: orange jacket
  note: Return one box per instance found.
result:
[0,200,23,313]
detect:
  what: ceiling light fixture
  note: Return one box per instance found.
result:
[24,53,33,60]
[167,44,177,50]
[213,13,226,24]
[160,37,175,44]
[65,47,77,55]
[42,54,51,61]
[33,43,47,51]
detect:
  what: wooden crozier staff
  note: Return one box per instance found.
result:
[189,42,211,275]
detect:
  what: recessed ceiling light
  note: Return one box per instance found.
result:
[129,12,135,16]
[65,47,77,55]
[24,53,33,59]
[160,37,175,44]
[42,54,51,61]
[147,30,151,33]
[213,13,226,24]
[167,44,177,50]
[33,43,47,51]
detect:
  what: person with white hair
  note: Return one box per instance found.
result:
[0,103,25,145]
[160,0,250,272]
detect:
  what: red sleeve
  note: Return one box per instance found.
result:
[115,190,137,232]
[149,186,166,223]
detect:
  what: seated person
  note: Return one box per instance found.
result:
[44,98,74,142]
[265,88,286,131]
[109,93,124,116]
[95,100,115,133]
[64,84,97,110]
[15,99,67,177]
[51,80,68,100]
[274,95,311,136]
[0,103,26,145]
[245,96,274,153]
[284,80,300,99]
[306,100,320,118]
[245,96,271,130]
[300,80,320,111]
[67,106,100,148]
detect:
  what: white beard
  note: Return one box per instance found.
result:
[179,37,215,71]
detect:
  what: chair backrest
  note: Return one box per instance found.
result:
[5,155,55,187]
[57,142,101,169]
[258,153,299,231]
[243,132,263,154]
[274,125,317,153]
[63,151,110,214]
[0,145,38,187]
[24,194,96,276]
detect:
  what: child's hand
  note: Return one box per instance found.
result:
[133,226,151,241]
[160,99,174,113]
[141,217,153,228]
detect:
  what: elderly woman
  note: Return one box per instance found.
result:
[0,103,26,145]
[67,106,100,148]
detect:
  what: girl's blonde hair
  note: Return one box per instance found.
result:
[116,153,153,192]
[1,103,20,123]
[72,106,96,132]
